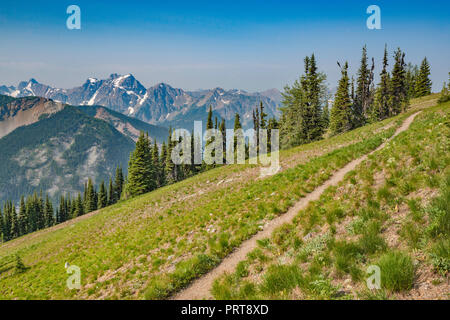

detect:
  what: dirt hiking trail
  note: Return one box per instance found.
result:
[172,112,421,300]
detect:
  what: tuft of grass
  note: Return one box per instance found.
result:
[260,264,303,296]
[377,251,415,292]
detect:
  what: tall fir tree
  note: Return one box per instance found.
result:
[74,193,84,217]
[108,178,115,205]
[280,54,326,148]
[405,63,419,99]
[126,132,154,197]
[414,57,432,97]
[85,178,97,213]
[371,45,391,122]
[233,113,242,153]
[390,48,408,115]
[164,128,176,184]
[43,194,54,228]
[97,181,108,209]
[114,165,124,202]
[353,45,375,127]
[330,62,353,135]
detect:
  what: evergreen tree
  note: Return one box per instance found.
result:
[57,195,66,224]
[414,57,432,97]
[160,142,168,186]
[405,63,419,99]
[164,129,176,184]
[43,195,54,228]
[85,178,97,213]
[233,113,242,152]
[280,54,326,148]
[205,106,215,168]
[259,101,267,129]
[114,165,124,202]
[74,193,84,217]
[97,181,108,209]
[126,132,153,197]
[353,45,375,127]
[390,48,408,115]
[18,196,27,236]
[151,141,161,187]
[108,178,115,205]
[372,45,391,121]
[253,108,260,151]
[330,62,352,135]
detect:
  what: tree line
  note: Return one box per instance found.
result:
[280,45,432,148]
[0,166,125,242]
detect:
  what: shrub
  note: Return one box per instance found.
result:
[377,251,415,292]
[430,238,450,276]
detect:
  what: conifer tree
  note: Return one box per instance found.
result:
[97,181,108,209]
[85,178,97,213]
[18,196,27,236]
[160,142,167,186]
[205,106,215,168]
[354,45,375,127]
[151,141,161,187]
[126,132,153,196]
[114,165,124,202]
[44,194,54,228]
[233,113,242,152]
[259,101,267,130]
[253,108,260,151]
[164,130,176,184]
[10,203,18,239]
[57,195,66,224]
[372,45,391,122]
[108,178,115,205]
[330,62,353,135]
[74,193,84,217]
[390,48,408,115]
[280,54,326,148]
[219,119,226,164]
[405,63,419,99]
[414,57,432,97]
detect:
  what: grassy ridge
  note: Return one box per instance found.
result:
[0,96,437,299]
[212,102,449,300]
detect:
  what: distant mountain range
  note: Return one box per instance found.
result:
[0,75,282,202]
[0,74,282,130]
[0,95,168,203]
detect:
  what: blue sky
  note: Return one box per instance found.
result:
[0,0,448,91]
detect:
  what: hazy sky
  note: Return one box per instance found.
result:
[0,0,448,92]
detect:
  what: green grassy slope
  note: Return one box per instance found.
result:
[212,101,449,300]
[0,95,440,299]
